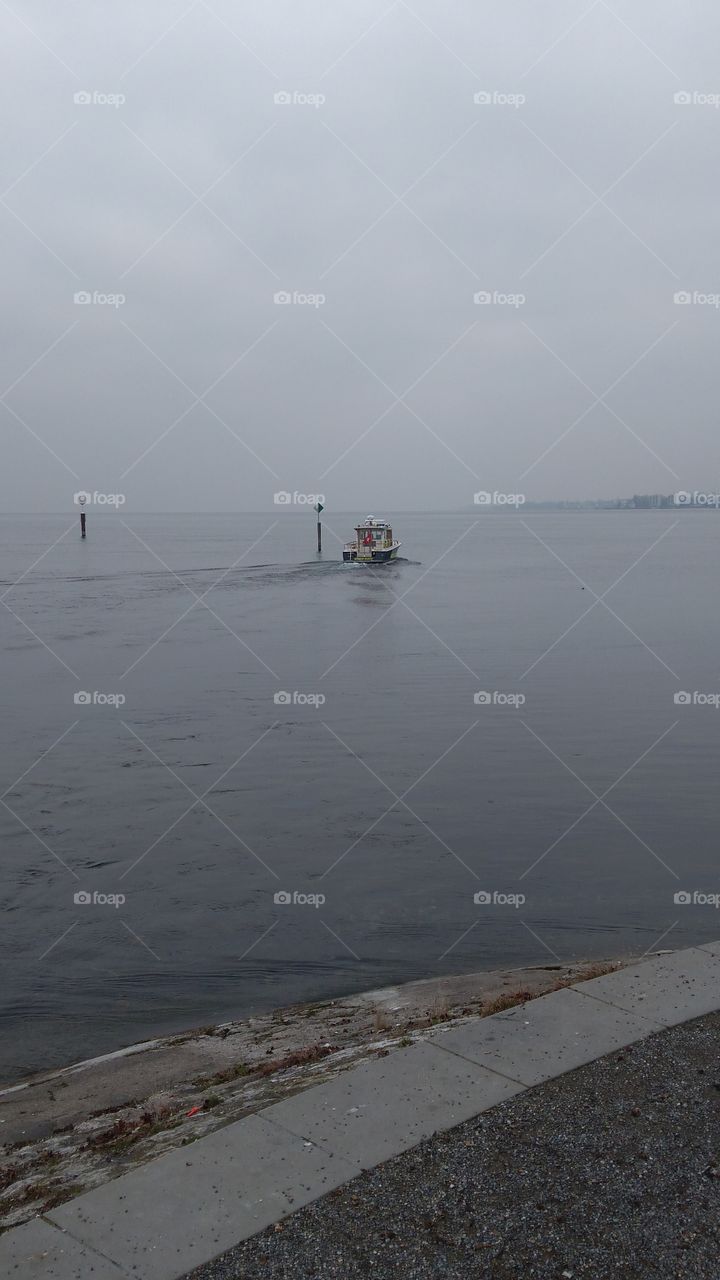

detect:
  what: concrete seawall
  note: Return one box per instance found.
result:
[0,957,624,1232]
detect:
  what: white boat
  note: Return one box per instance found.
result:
[343,516,402,563]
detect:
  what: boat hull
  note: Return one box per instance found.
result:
[343,545,400,563]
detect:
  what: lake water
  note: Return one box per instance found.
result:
[1,511,718,1082]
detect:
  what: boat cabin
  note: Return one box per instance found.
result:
[343,517,401,563]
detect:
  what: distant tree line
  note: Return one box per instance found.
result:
[521,494,717,510]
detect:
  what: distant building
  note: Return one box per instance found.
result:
[630,494,673,509]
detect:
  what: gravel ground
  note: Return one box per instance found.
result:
[187,1012,720,1280]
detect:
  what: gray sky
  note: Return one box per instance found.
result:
[2,0,719,511]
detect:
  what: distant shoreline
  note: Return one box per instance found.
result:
[1,507,715,517]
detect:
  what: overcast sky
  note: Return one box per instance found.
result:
[2,1,719,511]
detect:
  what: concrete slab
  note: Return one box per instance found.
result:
[429,987,662,1085]
[4,944,718,1280]
[576,947,720,1026]
[0,1216,125,1279]
[262,1040,523,1168]
[47,1114,359,1280]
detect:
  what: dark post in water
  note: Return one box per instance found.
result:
[315,501,324,553]
[79,495,87,538]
